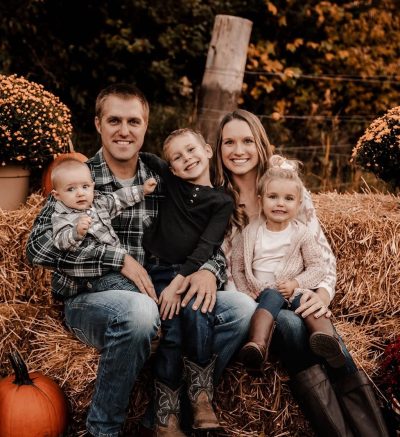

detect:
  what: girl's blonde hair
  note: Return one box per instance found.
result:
[213,109,273,232]
[257,155,304,200]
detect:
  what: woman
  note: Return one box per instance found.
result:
[213,109,388,437]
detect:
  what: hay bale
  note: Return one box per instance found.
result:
[314,192,400,317]
[1,192,399,436]
[0,194,52,305]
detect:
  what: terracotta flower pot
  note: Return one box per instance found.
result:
[0,165,30,210]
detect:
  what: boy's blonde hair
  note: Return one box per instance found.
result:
[162,128,207,162]
[257,155,304,200]
[51,158,92,190]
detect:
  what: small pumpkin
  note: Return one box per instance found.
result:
[41,151,88,196]
[0,351,68,437]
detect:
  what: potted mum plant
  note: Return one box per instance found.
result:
[0,74,73,209]
[351,106,400,192]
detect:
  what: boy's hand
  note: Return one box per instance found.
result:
[159,275,185,320]
[276,279,298,299]
[143,178,157,195]
[76,215,92,238]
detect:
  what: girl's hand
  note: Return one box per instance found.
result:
[76,215,92,238]
[143,178,157,195]
[276,279,297,299]
[294,289,332,319]
[159,275,185,320]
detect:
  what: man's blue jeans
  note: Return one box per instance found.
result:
[64,288,160,437]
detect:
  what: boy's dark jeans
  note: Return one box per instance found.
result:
[146,261,216,390]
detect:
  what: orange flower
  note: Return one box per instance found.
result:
[0,74,73,171]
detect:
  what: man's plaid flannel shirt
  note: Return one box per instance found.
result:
[26,149,226,299]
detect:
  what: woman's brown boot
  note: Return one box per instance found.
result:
[238,308,275,375]
[334,370,389,437]
[305,313,347,368]
[183,356,221,430]
[290,364,354,437]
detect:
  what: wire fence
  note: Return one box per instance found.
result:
[240,70,397,192]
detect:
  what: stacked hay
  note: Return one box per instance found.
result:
[1,192,399,436]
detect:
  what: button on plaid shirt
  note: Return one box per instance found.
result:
[26,149,226,299]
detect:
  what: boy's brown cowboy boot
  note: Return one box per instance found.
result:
[183,356,222,430]
[305,313,347,368]
[154,381,186,437]
[238,308,275,375]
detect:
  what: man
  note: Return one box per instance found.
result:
[27,83,253,437]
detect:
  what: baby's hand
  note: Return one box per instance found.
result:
[276,279,298,299]
[143,178,157,195]
[76,215,92,238]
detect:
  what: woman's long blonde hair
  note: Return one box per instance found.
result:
[213,109,273,232]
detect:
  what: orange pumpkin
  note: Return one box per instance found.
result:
[0,351,68,437]
[41,152,88,196]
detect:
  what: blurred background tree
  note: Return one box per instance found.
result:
[1,0,399,191]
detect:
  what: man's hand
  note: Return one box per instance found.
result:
[177,270,217,313]
[76,215,92,238]
[143,178,157,195]
[121,254,157,302]
[294,288,332,319]
[276,279,298,299]
[159,274,184,320]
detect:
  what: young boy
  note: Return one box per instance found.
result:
[140,128,234,432]
[51,158,157,294]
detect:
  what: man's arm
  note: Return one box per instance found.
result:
[27,197,126,277]
[139,152,169,177]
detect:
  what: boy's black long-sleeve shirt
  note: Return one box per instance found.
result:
[141,153,233,276]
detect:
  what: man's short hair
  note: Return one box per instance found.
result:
[95,83,149,121]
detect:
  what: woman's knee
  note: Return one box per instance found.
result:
[215,290,257,328]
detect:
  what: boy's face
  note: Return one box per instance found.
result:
[165,133,213,185]
[52,167,95,210]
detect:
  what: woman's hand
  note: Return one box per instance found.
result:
[294,288,332,319]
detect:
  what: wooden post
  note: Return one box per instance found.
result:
[196,15,252,145]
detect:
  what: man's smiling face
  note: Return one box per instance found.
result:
[95,95,148,165]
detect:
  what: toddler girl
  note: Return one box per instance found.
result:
[232,155,346,374]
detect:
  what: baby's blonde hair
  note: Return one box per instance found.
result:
[257,155,304,199]
[51,158,92,190]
